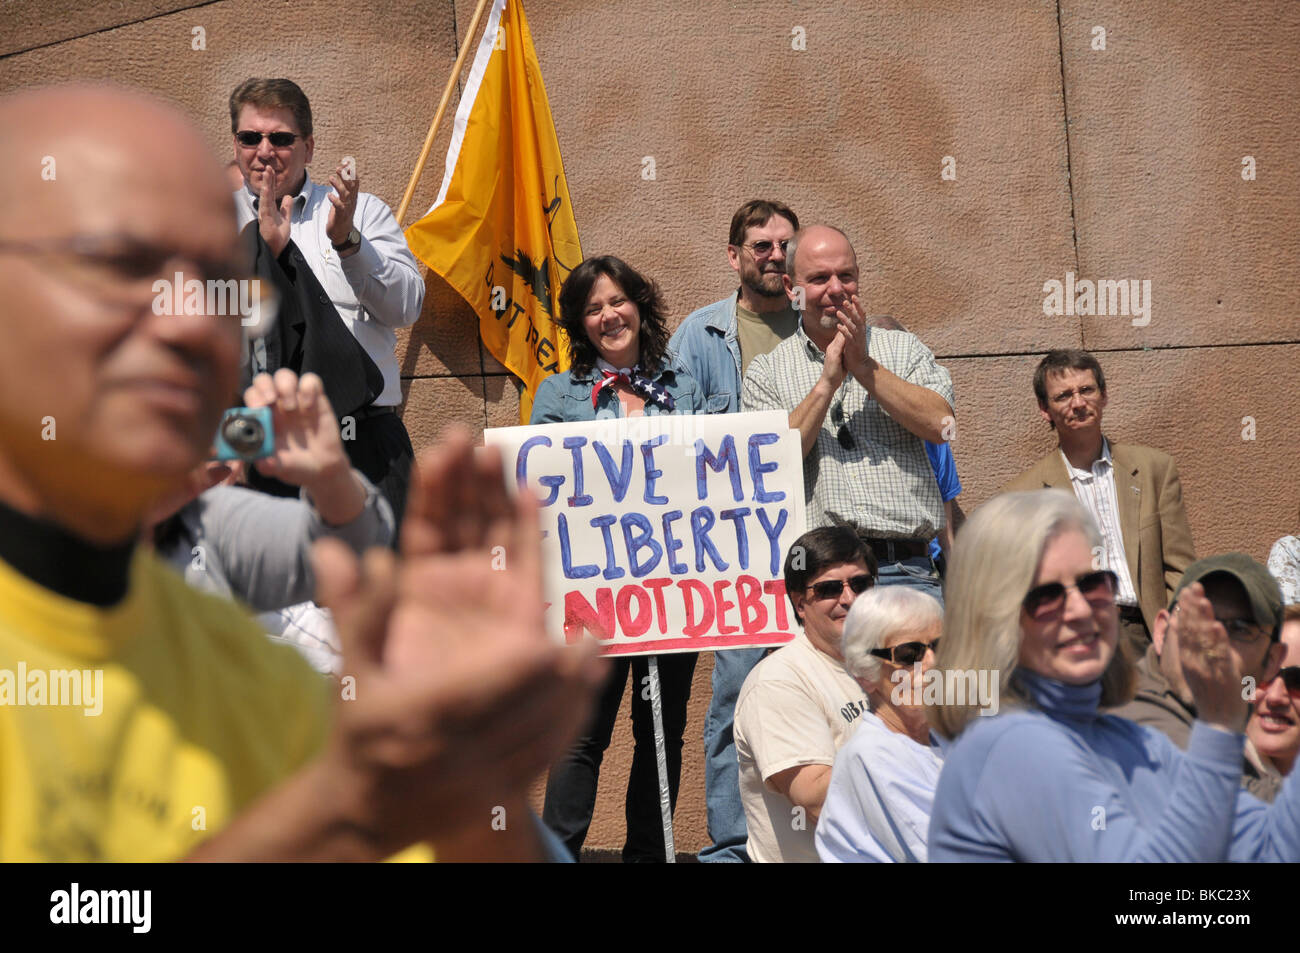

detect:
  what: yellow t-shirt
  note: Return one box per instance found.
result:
[0,548,331,861]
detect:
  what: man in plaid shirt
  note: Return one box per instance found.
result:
[742,225,954,600]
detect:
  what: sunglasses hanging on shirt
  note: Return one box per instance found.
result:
[831,399,855,450]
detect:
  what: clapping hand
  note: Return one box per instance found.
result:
[325,159,359,250]
[1172,582,1248,733]
[257,171,292,258]
[834,294,871,378]
[310,427,606,852]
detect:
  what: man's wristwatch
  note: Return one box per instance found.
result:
[332,228,361,252]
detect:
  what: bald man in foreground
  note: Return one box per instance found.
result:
[0,84,601,861]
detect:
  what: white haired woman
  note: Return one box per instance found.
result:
[816,586,944,862]
[928,489,1300,861]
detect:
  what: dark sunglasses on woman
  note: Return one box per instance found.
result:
[869,638,941,666]
[1022,569,1119,619]
[1272,666,1300,695]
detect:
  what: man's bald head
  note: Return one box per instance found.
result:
[0,85,231,233]
[782,225,861,333]
[784,225,857,281]
[0,84,243,544]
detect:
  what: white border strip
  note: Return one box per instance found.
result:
[427,0,508,215]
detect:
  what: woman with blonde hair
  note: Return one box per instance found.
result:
[927,489,1300,861]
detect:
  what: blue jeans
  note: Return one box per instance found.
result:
[876,555,945,605]
[698,645,767,862]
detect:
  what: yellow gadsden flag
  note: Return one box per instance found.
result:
[405,0,581,423]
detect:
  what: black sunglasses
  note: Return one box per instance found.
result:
[1022,569,1118,618]
[1273,666,1300,694]
[831,400,855,450]
[236,130,300,148]
[869,638,941,666]
[806,574,874,601]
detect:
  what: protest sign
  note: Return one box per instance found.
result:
[484,410,807,657]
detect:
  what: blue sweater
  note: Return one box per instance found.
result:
[928,669,1300,862]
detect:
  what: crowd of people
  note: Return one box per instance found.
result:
[0,76,1296,863]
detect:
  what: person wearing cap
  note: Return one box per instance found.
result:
[1108,553,1287,801]
[1002,349,1196,661]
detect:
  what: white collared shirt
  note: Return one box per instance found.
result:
[234,174,425,406]
[1061,439,1139,606]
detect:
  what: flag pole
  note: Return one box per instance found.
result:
[396,0,495,226]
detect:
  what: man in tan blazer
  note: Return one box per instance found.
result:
[1003,349,1196,658]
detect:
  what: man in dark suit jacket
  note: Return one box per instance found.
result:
[1002,349,1196,659]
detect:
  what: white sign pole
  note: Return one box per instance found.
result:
[646,654,675,862]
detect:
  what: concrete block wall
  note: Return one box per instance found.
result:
[4,0,1296,857]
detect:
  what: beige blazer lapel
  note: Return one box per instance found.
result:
[1038,451,1072,491]
[1111,442,1142,586]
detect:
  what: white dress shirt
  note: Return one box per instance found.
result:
[1061,438,1140,607]
[234,174,425,406]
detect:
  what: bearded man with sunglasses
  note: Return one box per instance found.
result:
[733,525,879,862]
[1003,349,1196,661]
[229,78,423,533]
[1109,554,1287,801]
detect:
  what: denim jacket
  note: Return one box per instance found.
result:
[529,362,705,424]
[666,293,741,415]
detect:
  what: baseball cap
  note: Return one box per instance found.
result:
[1170,553,1284,640]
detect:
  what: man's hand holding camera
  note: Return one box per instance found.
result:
[244,368,367,526]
